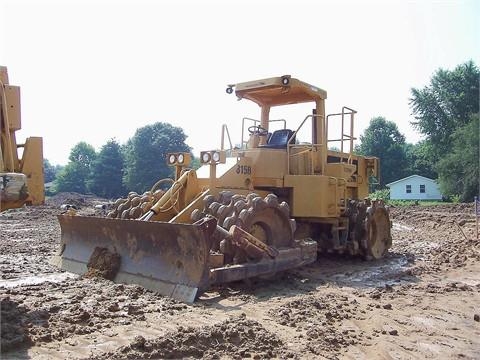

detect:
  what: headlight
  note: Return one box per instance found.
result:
[177,153,184,164]
[201,152,211,163]
[168,154,176,164]
[212,151,220,162]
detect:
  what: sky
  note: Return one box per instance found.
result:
[1,0,479,166]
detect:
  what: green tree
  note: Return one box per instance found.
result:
[190,156,201,170]
[123,122,191,193]
[410,60,479,160]
[403,141,437,179]
[55,142,97,193]
[87,139,126,198]
[356,117,408,186]
[43,159,57,183]
[436,114,479,201]
[54,163,86,193]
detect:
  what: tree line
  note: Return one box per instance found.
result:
[44,122,191,199]
[44,60,479,202]
[356,60,478,201]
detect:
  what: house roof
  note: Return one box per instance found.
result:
[386,174,437,187]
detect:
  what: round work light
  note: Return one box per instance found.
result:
[201,152,211,163]
[178,153,185,164]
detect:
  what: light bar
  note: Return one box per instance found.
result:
[166,152,191,166]
[200,150,226,164]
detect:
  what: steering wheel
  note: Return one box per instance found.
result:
[248,125,269,136]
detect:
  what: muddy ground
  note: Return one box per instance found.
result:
[1,192,479,359]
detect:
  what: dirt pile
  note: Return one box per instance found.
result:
[46,192,106,209]
[390,204,480,273]
[93,314,289,360]
[0,296,34,351]
[84,247,121,280]
[0,277,195,356]
[268,292,365,358]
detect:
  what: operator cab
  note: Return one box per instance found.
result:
[228,75,327,151]
[225,75,360,179]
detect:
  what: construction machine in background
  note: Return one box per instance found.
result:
[0,66,44,211]
[52,75,391,302]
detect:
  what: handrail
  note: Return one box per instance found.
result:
[220,124,233,151]
[326,106,357,164]
[287,113,324,175]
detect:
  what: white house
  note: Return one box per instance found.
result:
[386,175,442,200]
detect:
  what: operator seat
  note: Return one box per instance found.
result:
[259,129,295,149]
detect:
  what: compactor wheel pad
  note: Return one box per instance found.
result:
[192,191,296,264]
[364,200,392,260]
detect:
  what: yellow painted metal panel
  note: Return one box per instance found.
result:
[21,137,45,205]
[5,85,21,131]
[246,149,287,179]
[284,175,339,218]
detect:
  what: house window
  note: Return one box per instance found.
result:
[420,184,425,193]
[406,184,412,193]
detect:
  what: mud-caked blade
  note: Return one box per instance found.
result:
[51,215,215,303]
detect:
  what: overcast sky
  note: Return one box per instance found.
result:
[1,0,479,165]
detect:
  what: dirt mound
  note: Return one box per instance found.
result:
[390,203,480,273]
[268,293,365,358]
[0,278,188,350]
[391,203,475,225]
[94,314,290,360]
[46,192,108,209]
[84,247,121,280]
[0,297,34,351]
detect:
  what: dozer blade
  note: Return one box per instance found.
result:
[51,215,216,303]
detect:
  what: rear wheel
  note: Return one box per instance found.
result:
[346,199,392,260]
[364,201,392,260]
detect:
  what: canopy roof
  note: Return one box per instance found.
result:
[233,75,327,107]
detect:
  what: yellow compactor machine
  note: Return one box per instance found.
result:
[0,66,44,211]
[52,75,391,302]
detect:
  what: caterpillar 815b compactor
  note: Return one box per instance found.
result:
[52,75,391,302]
[0,66,44,211]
